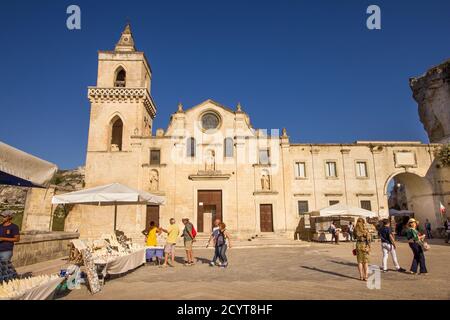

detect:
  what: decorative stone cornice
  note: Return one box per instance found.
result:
[142,163,167,168]
[253,191,279,196]
[189,171,231,181]
[88,87,157,118]
[324,193,343,197]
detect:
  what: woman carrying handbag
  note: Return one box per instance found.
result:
[406,218,428,275]
[353,218,371,281]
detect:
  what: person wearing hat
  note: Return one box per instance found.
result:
[181,218,195,266]
[406,218,428,275]
[0,210,20,262]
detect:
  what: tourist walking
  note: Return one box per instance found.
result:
[161,218,179,267]
[354,217,371,281]
[406,218,428,275]
[0,210,20,263]
[329,221,339,244]
[214,223,231,268]
[425,219,432,239]
[379,219,406,273]
[182,218,196,266]
[444,217,450,243]
[348,221,354,241]
[207,218,221,266]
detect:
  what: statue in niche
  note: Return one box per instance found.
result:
[149,170,159,191]
[205,150,216,172]
[261,171,271,190]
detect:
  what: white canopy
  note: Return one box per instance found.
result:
[52,183,165,231]
[389,209,414,217]
[52,183,165,205]
[0,141,58,187]
[312,203,378,218]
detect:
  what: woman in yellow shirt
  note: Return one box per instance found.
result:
[145,221,161,247]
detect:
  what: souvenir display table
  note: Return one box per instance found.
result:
[68,232,147,293]
[0,275,63,300]
[94,248,146,276]
[146,246,165,261]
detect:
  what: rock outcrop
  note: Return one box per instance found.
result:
[410,59,450,143]
[0,167,85,227]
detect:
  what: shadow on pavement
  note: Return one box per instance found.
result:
[329,260,358,267]
[301,266,360,281]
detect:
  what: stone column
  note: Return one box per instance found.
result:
[22,187,56,231]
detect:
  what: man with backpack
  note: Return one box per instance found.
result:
[182,218,196,266]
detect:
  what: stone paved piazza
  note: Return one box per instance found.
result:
[60,240,450,300]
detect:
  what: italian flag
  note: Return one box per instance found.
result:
[440,202,447,215]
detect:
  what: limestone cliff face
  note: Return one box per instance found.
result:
[0,167,85,227]
[410,59,450,143]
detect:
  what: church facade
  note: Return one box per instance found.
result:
[65,25,449,240]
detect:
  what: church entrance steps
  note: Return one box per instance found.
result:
[175,232,309,249]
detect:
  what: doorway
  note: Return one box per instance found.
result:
[260,204,274,232]
[197,190,222,233]
[146,205,160,229]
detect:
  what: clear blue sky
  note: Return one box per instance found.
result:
[1,0,449,169]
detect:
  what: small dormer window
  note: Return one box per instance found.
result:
[115,68,126,87]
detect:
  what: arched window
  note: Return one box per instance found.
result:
[224,138,233,158]
[114,68,126,87]
[110,117,123,151]
[187,137,196,158]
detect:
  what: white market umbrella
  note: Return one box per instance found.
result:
[312,203,378,218]
[52,183,166,231]
[0,141,58,187]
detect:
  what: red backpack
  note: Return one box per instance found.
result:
[190,223,197,238]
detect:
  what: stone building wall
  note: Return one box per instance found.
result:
[64,26,449,242]
[12,231,79,267]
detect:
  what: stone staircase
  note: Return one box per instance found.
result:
[177,232,309,249]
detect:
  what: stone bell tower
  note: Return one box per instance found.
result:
[85,24,157,186]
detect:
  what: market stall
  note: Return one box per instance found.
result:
[145,246,165,265]
[308,204,378,242]
[52,182,166,231]
[69,233,147,292]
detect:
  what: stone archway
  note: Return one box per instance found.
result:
[385,172,439,229]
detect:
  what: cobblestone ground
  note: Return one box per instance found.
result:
[62,239,450,300]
